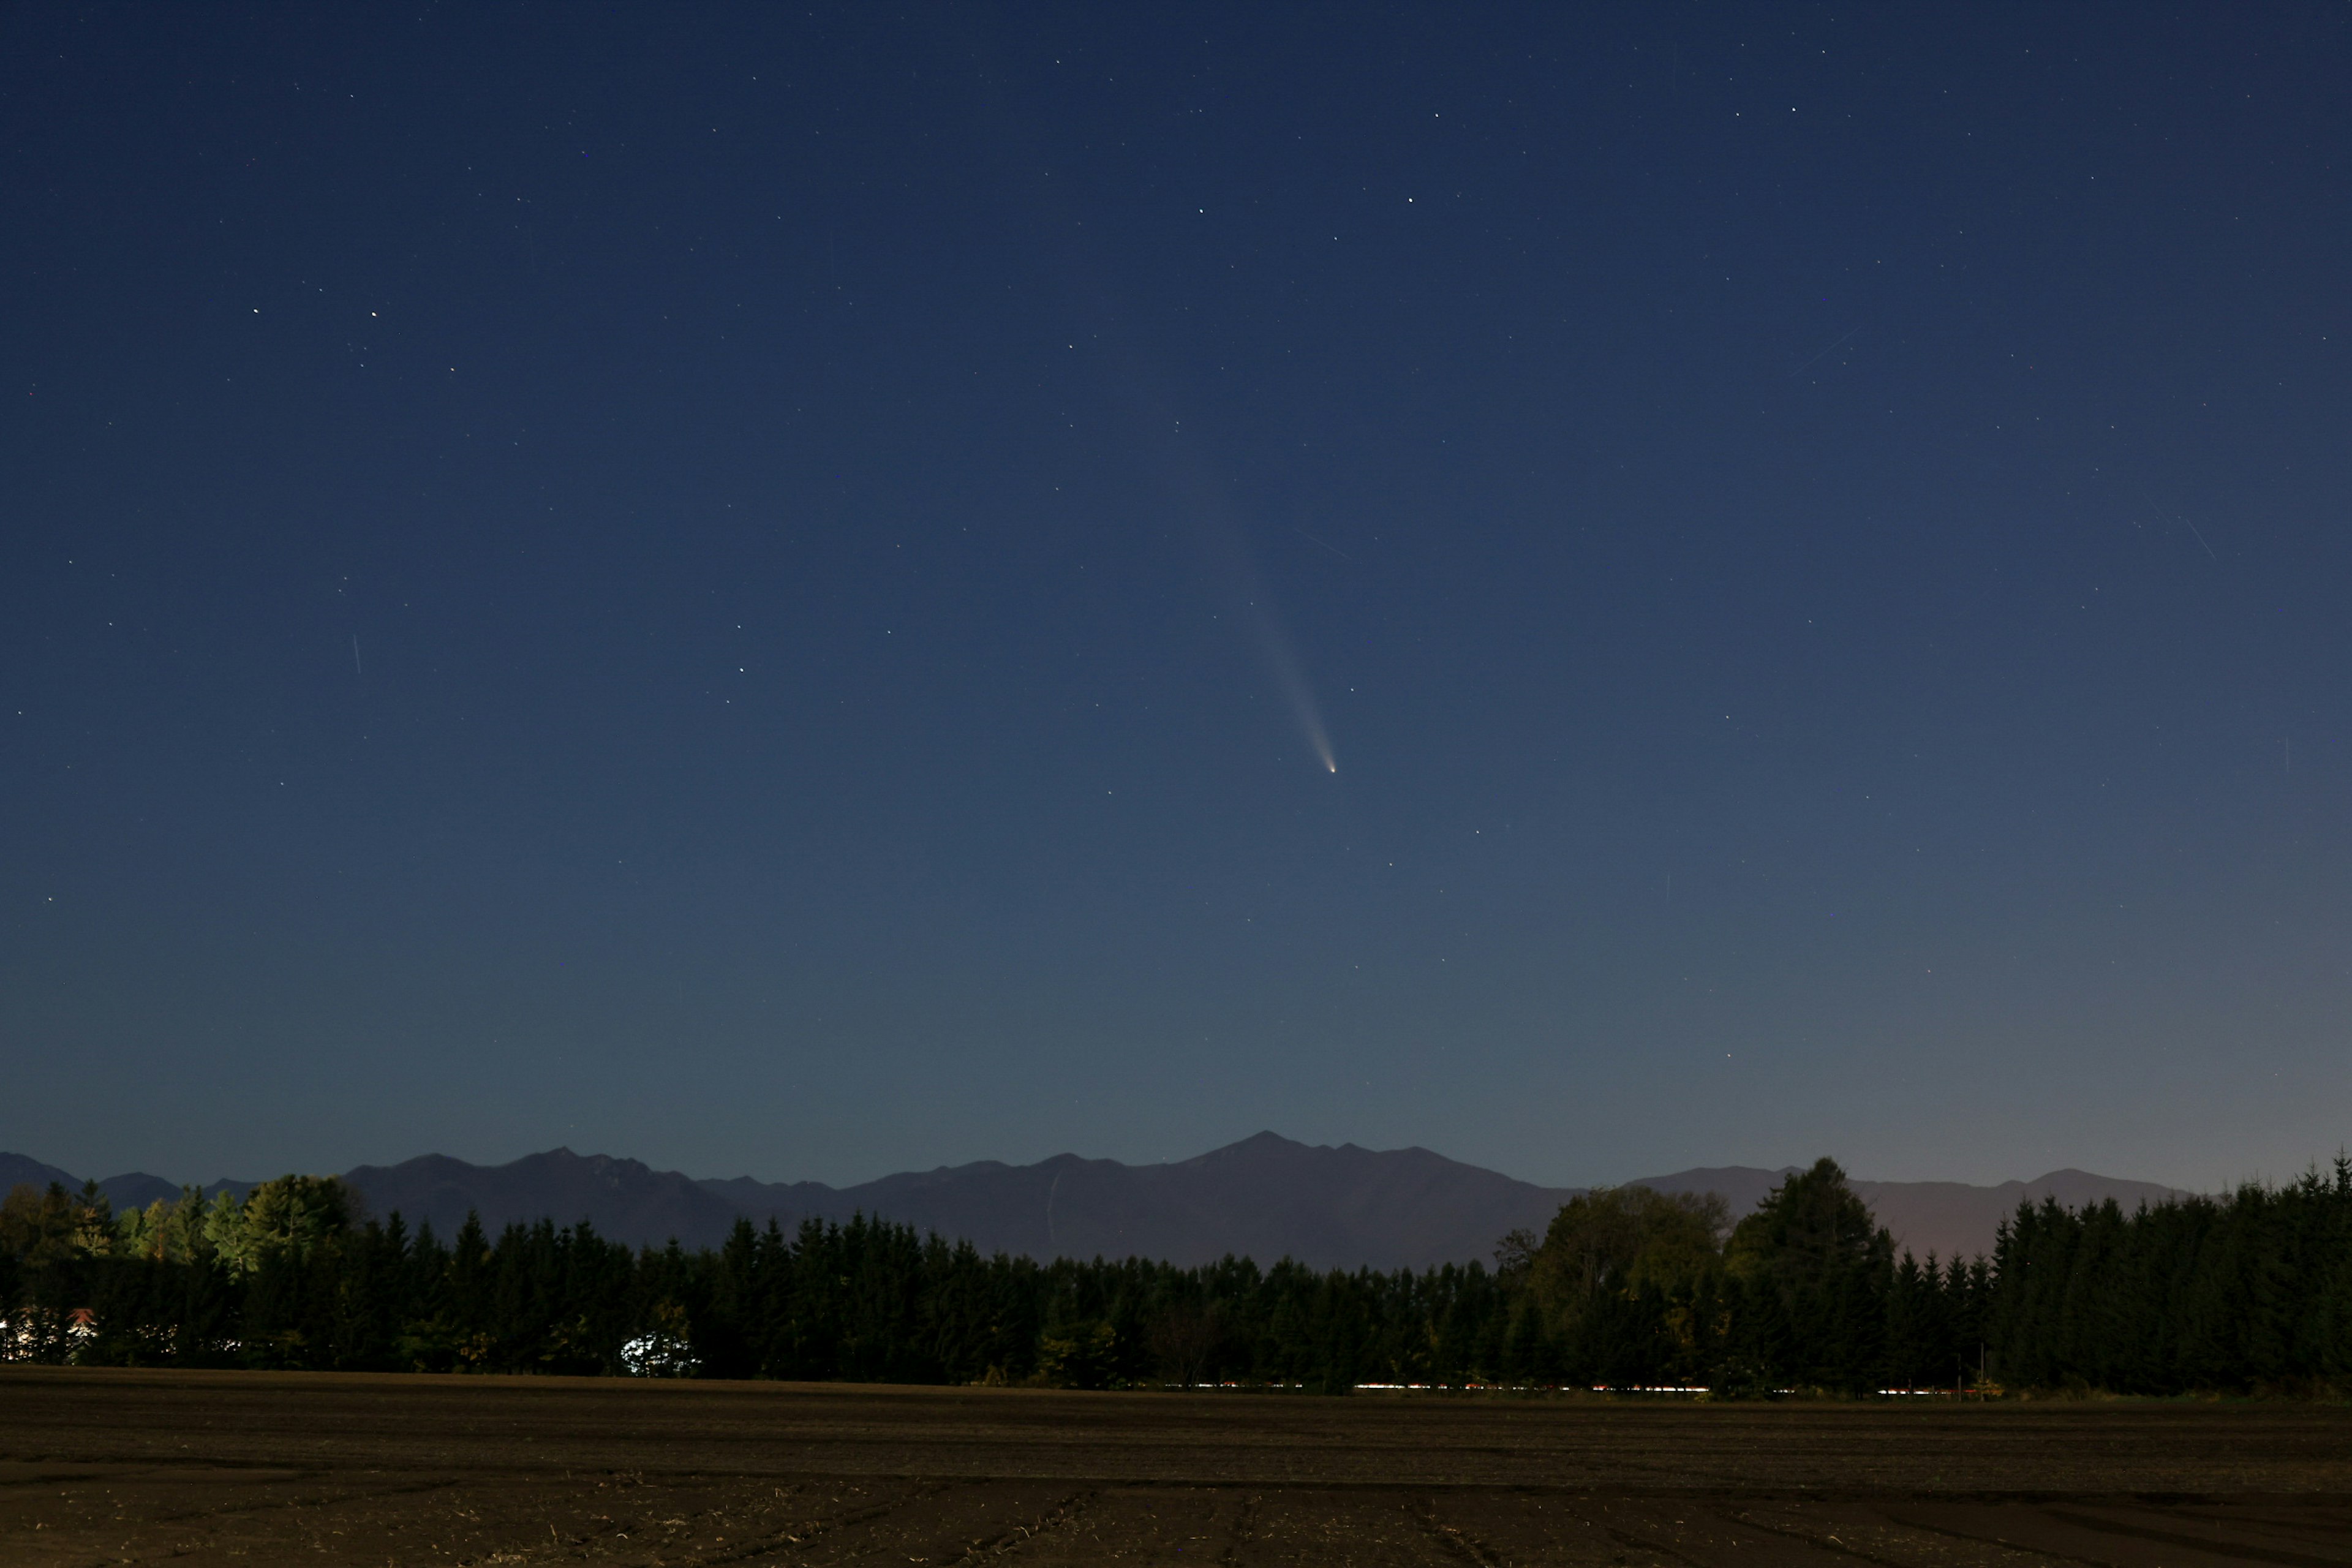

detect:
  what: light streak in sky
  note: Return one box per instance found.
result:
[1197,501,1338,775]
[982,88,1340,777]
[1155,428,1341,777]
[1247,595,1337,773]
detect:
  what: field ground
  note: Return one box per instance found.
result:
[2,1369,2348,1566]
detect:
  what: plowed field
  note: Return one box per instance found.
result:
[2,1368,2346,1566]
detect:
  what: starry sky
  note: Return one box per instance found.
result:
[6,5,2349,1193]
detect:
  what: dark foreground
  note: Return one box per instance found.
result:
[3,1370,2348,1566]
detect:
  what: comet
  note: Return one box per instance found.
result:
[1242,585,1336,774]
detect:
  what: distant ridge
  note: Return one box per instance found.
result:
[344,1149,745,1250]
[5,1137,2190,1268]
[0,1152,81,1197]
[1627,1166,2191,1263]
[707,1131,1576,1270]
[327,1133,1578,1267]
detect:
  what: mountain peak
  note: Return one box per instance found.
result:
[1189,1131,1314,1164]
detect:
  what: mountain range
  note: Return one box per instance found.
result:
[4,1134,2189,1268]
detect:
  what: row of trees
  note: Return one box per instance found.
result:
[6,1158,2347,1393]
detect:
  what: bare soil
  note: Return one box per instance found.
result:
[2,1368,2346,1565]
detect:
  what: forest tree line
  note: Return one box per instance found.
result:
[5,1157,2348,1395]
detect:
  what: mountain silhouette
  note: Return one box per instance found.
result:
[6,1136,2188,1267]
[1626,1165,2190,1262]
[707,1131,1577,1268]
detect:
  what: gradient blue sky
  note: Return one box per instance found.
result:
[5,4,2348,1191]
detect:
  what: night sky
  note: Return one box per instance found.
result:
[6,6,2348,1193]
